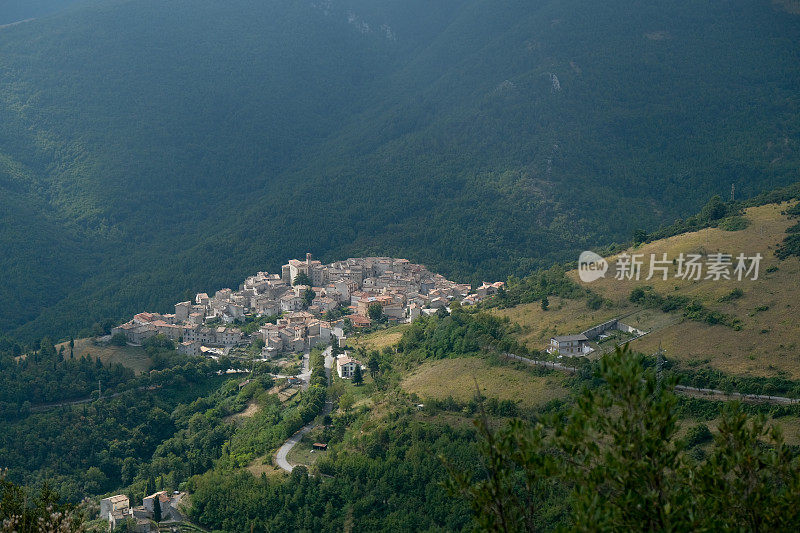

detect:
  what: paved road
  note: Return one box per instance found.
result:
[29,384,161,413]
[674,384,800,405]
[299,351,312,390]
[504,353,800,405]
[275,348,333,473]
[504,353,579,373]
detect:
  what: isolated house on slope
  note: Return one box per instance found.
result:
[336,355,364,379]
[547,334,591,357]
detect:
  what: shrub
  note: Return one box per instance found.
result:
[685,423,713,447]
[718,288,744,302]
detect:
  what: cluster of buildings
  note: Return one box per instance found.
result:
[100,491,183,531]
[111,254,505,359]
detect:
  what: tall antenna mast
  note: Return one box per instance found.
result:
[730,183,735,202]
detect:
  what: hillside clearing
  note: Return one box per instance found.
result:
[56,337,151,374]
[495,297,619,348]
[401,357,570,410]
[347,324,410,351]
[223,400,261,424]
[246,457,287,478]
[499,203,800,379]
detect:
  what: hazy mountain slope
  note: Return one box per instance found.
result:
[0,0,85,25]
[1,0,799,341]
[209,0,800,273]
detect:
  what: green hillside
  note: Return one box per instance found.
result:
[1,0,799,341]
[2,291,800,530]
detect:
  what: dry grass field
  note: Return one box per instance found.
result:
[223,400,261,424]
[497,297,620,348]
[56,337,152,374]
[401,356,570,410]
[347,324,410,351]
[246,456,287,478]
[497,202,800,378]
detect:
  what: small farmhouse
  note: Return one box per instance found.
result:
[100,494,130,521]
[547,334,591,357]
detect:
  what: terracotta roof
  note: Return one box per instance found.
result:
[349,315,371,326]
[337,355,362,366]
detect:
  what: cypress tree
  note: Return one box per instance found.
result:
[153,495,162,523]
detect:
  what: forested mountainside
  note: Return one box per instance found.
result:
[0,0,798,341]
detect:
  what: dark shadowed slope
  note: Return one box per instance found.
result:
[0,0,798,340]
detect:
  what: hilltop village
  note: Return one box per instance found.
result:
[112,255,505,358]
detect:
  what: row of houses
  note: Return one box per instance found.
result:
[112,313,243,349]
[258,312,336,356]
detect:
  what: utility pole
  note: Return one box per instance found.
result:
[656,342,665,394]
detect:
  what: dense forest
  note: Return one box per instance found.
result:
[0,338,333,505]
[0,337,234,501]
[0,336,133,419]
[0,0,799,342]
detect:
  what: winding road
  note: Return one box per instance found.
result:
[275,347,334,473]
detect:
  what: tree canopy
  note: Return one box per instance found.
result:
[448,345,800,532]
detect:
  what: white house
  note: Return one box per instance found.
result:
[547,334,591,356]
[336,355,364,379]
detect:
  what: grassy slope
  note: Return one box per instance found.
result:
[401,356,570,410]
[55,337,151,374]
[347,324,410,351]
[347,324,572,412]
[497,202,800,379]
